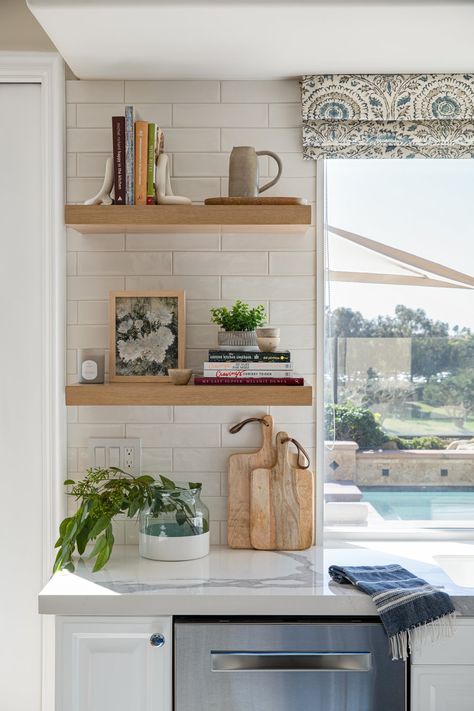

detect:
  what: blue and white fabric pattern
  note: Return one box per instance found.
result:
[329,563,456,660]
[301,74,474,158]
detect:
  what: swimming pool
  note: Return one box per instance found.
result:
[361,487,474,521]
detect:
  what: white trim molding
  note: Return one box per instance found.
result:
[0,51,65,711]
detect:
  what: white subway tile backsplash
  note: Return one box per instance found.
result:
[67,325,109,349]
[65,78,317,542]
[169,177,221,202]
[164,128,220,152]
[269,103,301,128]
[221,229,315,251]
[125,233,220,251]
[125,424,220,447]
[68,423,125,447]
[77,300,108,325]
[68,276,125,300]
[221,127,301,153]
[67,229,125,251]
[221,80,300,103]
[76,103,126,128]
[77,251,172,276]
[125,275,220,299]
[67,252,77,276]
[270,252,316,275]
[124,80,220,104]
[67,178,104,203]
[173,251,267,275]
[77,406,173,423]
[270,300,316,324]
[222,276,315,300]
[66,104,76,128]
[186,325,219,349]
[67,128,112,152]
[173,103,268,127]
[66,80,124,103]
[76,153,114,178]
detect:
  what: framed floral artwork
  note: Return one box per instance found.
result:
[109,291,185,381]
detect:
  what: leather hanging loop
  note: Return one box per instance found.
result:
[281,437,311,469]
[228,417,270,434]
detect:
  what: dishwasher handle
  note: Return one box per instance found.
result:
[211,651,372,672]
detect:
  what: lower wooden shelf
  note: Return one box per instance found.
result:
[65,382,313,406]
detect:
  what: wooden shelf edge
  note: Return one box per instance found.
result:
[65,382,313,406]
[65,204,312,233]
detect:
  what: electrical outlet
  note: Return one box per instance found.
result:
[88,438,141,476]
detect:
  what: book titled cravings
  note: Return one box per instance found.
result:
[203,370,293,379]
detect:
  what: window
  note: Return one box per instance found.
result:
[323,159,474,536]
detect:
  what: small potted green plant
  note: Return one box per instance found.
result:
[210,300,267,348]
[53,468,207,573]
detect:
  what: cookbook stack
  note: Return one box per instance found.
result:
[194,350,304,386]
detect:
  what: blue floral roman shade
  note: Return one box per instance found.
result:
[301,74,474,158]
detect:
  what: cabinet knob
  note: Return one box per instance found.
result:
[150,633,165,648]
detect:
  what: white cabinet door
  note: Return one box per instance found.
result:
[57,617,172,711]
[412,666,474,711]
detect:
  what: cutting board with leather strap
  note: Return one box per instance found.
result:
[250,431,314,551]
[227,415,276,549]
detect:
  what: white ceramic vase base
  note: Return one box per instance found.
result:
[139,531,210,561]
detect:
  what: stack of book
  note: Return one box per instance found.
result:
[194,350,304,386]
[111,106,164,206]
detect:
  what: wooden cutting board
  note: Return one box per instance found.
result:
[204,197,307,205]
[250,431,314,551]
[227,414,276,549]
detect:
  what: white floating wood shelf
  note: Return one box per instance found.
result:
[65,204,312,233]
[65,382,313,407]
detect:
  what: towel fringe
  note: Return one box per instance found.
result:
[389,611,457,661]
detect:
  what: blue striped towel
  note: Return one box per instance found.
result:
[329,564,456,660]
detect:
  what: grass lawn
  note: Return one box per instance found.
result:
[383,416,474,437]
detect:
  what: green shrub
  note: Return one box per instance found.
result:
[325,404,387,450]
[395,436,447,450]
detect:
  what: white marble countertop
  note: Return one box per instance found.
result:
[39,541,474,616]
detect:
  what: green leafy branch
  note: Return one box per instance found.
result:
[210,300,267,331]
[54,470,205,574]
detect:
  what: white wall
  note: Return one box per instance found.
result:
[66,79,316,544]
[0,82,43,711]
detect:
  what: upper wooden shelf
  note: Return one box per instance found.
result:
[65,204,312,234]
[66,382,313,406]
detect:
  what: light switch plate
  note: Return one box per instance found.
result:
[88,438,141,476]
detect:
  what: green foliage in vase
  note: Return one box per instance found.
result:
[54,469,202,574]
[210,300,267,331]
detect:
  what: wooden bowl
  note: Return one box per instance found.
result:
[168,369,193,385]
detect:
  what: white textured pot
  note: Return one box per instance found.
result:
[139,530,210,561]
[217,330,257,348]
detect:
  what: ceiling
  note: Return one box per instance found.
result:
[27,1,474,79]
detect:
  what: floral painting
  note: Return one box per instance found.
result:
[110,291,185,381]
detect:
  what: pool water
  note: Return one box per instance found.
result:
[361,488,474,520]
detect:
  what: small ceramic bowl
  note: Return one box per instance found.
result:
[257,337,281,352]
[168,368,193,385]
[256,327,280,339]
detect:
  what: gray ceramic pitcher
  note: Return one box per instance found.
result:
[228,146,282,197]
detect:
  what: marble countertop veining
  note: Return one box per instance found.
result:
[39,541,474,616]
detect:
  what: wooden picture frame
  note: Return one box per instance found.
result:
[109,290,185,382]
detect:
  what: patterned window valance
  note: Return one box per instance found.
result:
[301,74,474,159]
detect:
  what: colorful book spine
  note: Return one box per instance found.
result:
[124,106,135,205]
[111,116,125,205]
[195,377,303,386]
[208,350,291,363]
[154,128,164,197]
[203,361,293,371]
[146,123,157,205]
[134,121,148,205]
[203,370,296,379]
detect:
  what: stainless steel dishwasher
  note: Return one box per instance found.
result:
[174,618,407,710]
